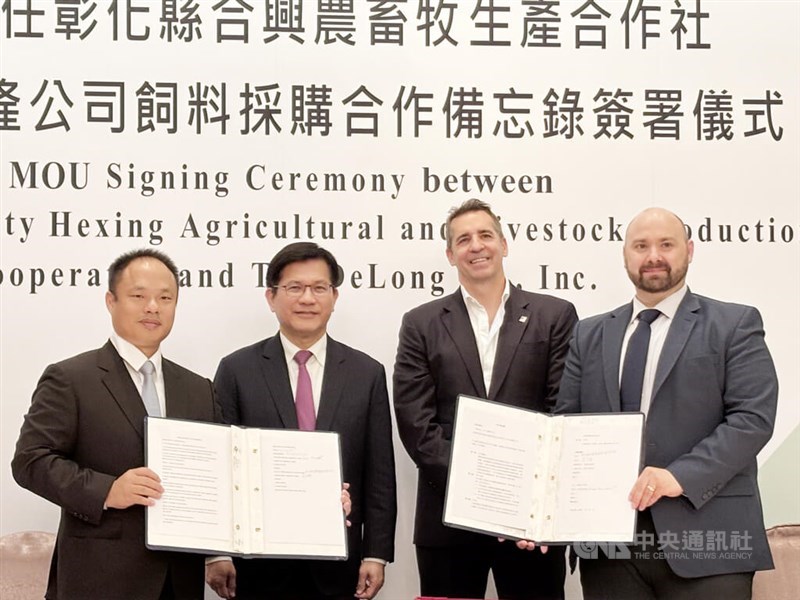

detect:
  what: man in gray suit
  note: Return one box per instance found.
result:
[207,242,396,600]
[556,207,777,599]
[12,249,219,599]
[394,199,578,600]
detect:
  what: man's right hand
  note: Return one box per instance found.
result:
[206,561,237,599]
[105,467,163,509]
[498,537,550,553]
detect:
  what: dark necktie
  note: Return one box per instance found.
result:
[294,350,316,431]
[620,309,662,412]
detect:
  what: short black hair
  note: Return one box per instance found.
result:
[266,242,343,289]
[108,249,180,295]
[445,198,504,248]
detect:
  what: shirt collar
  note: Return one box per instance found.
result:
[630,284,688,324]
[109,331,163,374]
[460,279,511,311]
[280,332,327,367]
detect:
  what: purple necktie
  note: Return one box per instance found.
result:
[294,350,316,431]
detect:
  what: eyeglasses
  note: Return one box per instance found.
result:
[276,283,334,297]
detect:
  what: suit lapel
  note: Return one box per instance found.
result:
[163,359,191,419]
[98,341,147,439]
[259,336,298,429]
[651,292,699,402]
[316,337,346,431]
[441,290,486,397]
[488,285,529,399]
[602,304,633,412]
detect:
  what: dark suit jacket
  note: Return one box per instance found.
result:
[213,334,397,597]
[393,285,578,546]
[556,291,777,577]
[12,341,219,600]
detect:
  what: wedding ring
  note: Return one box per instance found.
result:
[646,484,656,493]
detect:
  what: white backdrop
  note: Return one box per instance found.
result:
[2,1,798,598]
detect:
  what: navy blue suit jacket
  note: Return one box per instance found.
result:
[556,291,777,577]
[214,334,396,597]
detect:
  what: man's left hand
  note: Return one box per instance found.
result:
[342,482,352,527]
[354,561,385,599]
[629,466,683,510]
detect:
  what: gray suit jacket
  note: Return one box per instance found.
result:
[393,285,578,546]
[214,334,397,597]
[556,291,777,577]
[12,341,219,600]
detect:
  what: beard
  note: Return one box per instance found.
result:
[630,261,688,294]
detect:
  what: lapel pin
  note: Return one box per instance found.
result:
[519,315,528,323]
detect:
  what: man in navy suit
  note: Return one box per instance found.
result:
[556,207,777,599]
[206,242,396,600]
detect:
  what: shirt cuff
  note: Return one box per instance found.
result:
[205,556,233,564]
[362,557,387,565]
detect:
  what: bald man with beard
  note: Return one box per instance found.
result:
[555,208,777,600]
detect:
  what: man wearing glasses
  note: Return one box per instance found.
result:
[207,242,397,600]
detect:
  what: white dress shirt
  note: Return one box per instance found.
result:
[461,280,511,394]
[619,285,688,415]
[109,332,166,416]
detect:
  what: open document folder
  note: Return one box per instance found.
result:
[444,395,645,544]
[144,417,348,560]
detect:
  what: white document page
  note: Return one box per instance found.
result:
[444,397,542,539]
[146,418,234,552]
[551,413,643,542]
[444,397,644,543]
[259,429,347,558]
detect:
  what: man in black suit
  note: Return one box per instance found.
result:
[393,199,578,600]
[555,207,777,599]
[12,249,219,599]
[207,242,397,600]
